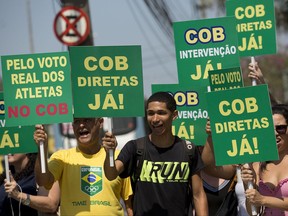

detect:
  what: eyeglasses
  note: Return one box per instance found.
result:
[275,125,288,135]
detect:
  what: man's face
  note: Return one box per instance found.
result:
[72,118,102,145]
[146,101,177,136]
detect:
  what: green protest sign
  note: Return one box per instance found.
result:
[1,52,73,127]
[69,46,145,118]
[206,85,278,165]
[152,84,208,145]
[0,93,36,155]
[173,16,240,86]
[208,67,243,91]
[226,0,277,56]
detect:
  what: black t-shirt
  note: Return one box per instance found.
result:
[117,136,204,216]
[0,174,38,216]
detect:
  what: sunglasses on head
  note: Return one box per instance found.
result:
[275,125,288,135]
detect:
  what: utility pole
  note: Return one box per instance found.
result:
[27,0,35,53]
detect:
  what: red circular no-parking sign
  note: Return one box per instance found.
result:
[53,6,90,46]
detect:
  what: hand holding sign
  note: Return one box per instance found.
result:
[251,57,257,86]
[241,164,258,216]
[247,57,266,86]
[106,117,114,167]
[4,155,10,182]
[34,124,48,173]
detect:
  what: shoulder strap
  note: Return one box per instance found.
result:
[182,139,194,160]
[181,139,195,183]
[136,137,145,156]
[181,139,195,203]
[133,136,146,182]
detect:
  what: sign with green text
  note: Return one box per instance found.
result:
[173,16,240,86]
[69,46,145,118]
[208,67,243,91]
[206,85,278,165]
[0,93,36,155]
[226,0,277,56]
[1,52,73,127]
[152,84,208,146]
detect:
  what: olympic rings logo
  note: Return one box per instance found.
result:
[85,185,99,193]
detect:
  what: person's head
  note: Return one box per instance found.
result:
[72,117,104,149]
[272,104,288,154]
[8,154,28,168]
[6,153,37,181]
[261,104,288,171]
[147,91,177,113]
[146,92,178,136]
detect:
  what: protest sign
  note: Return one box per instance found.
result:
[226,0,277,56]
[208,67,243,91]
[152,84,208,145]
[206,85,278,165]
[0,92,36,155]
[69,45,145,118]
[173,16,240,86]
[1,52,73,127]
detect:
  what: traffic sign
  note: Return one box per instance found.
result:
[53,6,90,46]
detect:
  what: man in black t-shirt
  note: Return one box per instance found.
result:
[103,91,208,216]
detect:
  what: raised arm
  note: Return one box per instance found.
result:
[102,131,125,180]
[248,61,279,105]
[201,118,236,179]
[33,124,55,189]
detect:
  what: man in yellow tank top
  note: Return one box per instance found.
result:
[33,118,133,216]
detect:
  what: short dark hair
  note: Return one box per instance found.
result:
[272,104,288,124]
[146,91,176,112]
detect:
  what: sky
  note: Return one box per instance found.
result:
[0,0,200,98]
[1,0,287,98]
